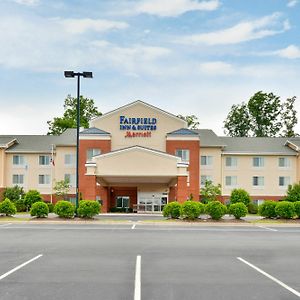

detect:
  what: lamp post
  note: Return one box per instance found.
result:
[64,71,93,211]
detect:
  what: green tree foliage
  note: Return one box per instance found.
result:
[30,202,49,218]
[200,180,221,203]
[47,95,102,135]
[258,201,277,218]
[0,198,17,216]
[177,114,200,129]
[206,201,227,220]
[162,202,182,219]
[181,201,205,220]
[77,200,100,218]
[230,189,251,206]
[54,200,75,218]
[224,91,298,137]
[285,183,300,202]
[2,186,25,202]
[24,190,42,209]
[228,203,248,219]
[54,179,71,200]
[275,201,295,219]
[294,201,300,218]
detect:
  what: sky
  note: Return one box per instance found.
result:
[0,0,300,136]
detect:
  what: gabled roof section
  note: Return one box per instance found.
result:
[80,127,110,135]
[285,139,300,152]
[0,137,17,149]
[167,128,199,136]
[194,129,226,147]
[90,100,187,126]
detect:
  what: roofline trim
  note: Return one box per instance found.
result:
[285,140,300,152]
[221,152,297,156]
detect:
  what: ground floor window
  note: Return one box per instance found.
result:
[116,196,130,208]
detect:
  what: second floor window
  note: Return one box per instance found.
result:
[64,154,75,166]
[225,157,237,167]
[175,149,190,162]
[13,155,24,166]
[12,174,24,185]
[39,155,50,166]
[200,175,212,187]
[253,157,264,167]
[201,156,213,166]
[253,176,264,187]
[225,176,237,186]
[64,174,76,187]
[39,174,50,185]
[279,176,290,187]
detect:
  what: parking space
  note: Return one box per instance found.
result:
[0,223,299,300]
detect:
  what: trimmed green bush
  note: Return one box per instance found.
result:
[294,201,300,218]
[162,202,182,219]
[0,198,17,216]
[46,202,54,213]
[30,201,49,218]
[230,189,251,206]
[54,200,75,218]
[15,199,27,212]
[206,201,227,220]
[228,203,248,219]
[275,201,295,219]
[248,202,258,214]
[77,200,100,218]
[258,201,277,218]
[181,201,205,220]
[24,190,42,209]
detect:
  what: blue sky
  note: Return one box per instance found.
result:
[0,0,300,135]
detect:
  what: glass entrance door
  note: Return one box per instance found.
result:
[137,192,168,212]
[116,196,130,211]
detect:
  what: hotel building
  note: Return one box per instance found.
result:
[1,100,300,212]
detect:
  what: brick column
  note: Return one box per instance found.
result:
[177,175,188,203]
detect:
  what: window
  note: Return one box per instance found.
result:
[253,176,264,187]
[13,155,24,166]
[39,174,50,185]
[225,176,237,186]
[225,157,237,167]
[201,156,213,166]
[64,154,75,166]
[12,174,24,185]
[201,175,212,187]
[253,157,264,167]
[64,174,76,187]
[279,176,290,187]
[39,155,50,166]
[116,196,130,208]
[278,157,290,168]
[87,148,101,161]
[175,149,190,162]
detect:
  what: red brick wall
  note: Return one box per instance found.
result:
[0,188,5,201]
[166,139,200,200]
[108,187,137,212]
[220,195,284,203]
[177,176,189,203]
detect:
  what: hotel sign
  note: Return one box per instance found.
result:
[119,115,157,138]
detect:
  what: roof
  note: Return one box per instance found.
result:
[167,128,199,136]
[80,127,110,135]
[219,136,298,155]
[194,129,226,147]
[0,137,16,148]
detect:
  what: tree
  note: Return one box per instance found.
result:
[285,183,300,202]
[200,180,221,203]
[2,186,25,202]
[177,114,200,129]
[224,91,298,137]
[47,95,102,135]
[54,179,70,200]
[230,188,251,206]
[24,190,42,210]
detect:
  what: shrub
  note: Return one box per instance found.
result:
[54,200,75,218]
[30,201,49,218]
[24,190,42,209]
[46,202,54,213]
[0,198,17,216]
[294,201,300,218]
[110,207,132,213]
[230,189,251,206]
[77,200,100,218]
[181,201,205,220]
[285,183,300,202]
[275,201,295,219]
[248,202,258,214]
[162,202,182,219]
[15,199,27,212]
[228,203,248,219]
[258,201,277,218]
[3,186,25,202]
[206,201,227,220]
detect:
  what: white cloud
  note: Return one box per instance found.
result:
[59,18,128,34]
[134,0,220,17]
[275,45,300,59]
[13,0,39,5]
[198,61,234,75]
[178,13,289,45]
[287,0,298,7]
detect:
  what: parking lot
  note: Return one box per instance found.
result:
[0,223,300,300]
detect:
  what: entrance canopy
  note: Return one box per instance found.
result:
[85,145,188,186]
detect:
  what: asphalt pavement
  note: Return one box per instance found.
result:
[0,223,299,300]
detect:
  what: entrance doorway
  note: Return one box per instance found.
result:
[137,192,168,212]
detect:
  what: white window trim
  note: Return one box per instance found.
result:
[38,174,51,186]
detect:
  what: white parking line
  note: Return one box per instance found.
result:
[0,223,12,227]
[134,255,141,300]
[256,225,278,232]
[132,224,136,230]
[0,254,43,281]
[237,257,300,298]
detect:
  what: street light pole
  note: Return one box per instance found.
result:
[64,71,93,211]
